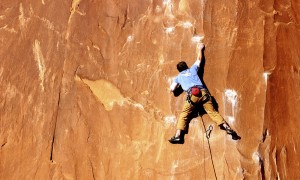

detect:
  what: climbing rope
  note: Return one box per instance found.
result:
[200,115,218,180]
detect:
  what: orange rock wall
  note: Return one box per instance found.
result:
[1,0,300,179]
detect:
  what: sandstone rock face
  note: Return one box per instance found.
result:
[1,0,300,179]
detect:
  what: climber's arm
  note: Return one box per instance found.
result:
[194,43,205,67]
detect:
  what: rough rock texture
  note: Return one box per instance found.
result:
[1,0,300,179]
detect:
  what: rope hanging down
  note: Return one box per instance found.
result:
[200,115,218,180]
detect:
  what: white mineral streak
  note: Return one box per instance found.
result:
[33,40,46,91]
[192,35,204,43]
[263,71,271,85]
[224,89,238,123]
[163,0,171,6]
[182,21,193,28]
[164,115,176,125]
[19,3,27,28]
[170,160,179,180]
[165,27,175,34]
[127,35,134,42]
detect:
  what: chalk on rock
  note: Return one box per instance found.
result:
[192,35,205,43]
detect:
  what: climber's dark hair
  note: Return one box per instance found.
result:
[177,61,188,72]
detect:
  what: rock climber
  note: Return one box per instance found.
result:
[169,43,241,144]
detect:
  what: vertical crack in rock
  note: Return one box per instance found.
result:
[120,4,129,29]
[89,159,96,180]
[49,58,68,162]
[50,89,61,161]
[49,135,55,161]
[259,157,265,180]
[1,142,7,148]
[262,129,268,142]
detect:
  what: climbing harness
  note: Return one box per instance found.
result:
[186,86,210,106]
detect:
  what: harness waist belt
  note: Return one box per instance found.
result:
[187,85,207,93]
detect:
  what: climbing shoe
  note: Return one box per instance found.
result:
[219,123,241,140]
[168,135,184,144]
[229,131,241,140]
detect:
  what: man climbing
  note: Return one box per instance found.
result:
[169,43,240,144]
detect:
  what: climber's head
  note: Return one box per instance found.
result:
[177,61,188,72]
